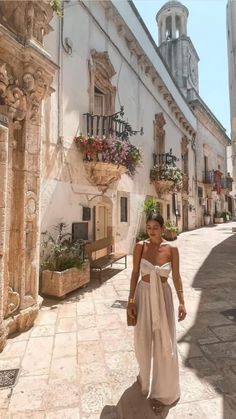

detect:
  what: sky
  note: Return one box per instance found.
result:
[133,0,230,135]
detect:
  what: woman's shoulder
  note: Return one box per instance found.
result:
[161,240,178,250]
[135,240,147,249]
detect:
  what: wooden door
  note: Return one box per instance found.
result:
[94,205,108,258]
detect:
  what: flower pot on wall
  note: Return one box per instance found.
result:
[41,261,90,298]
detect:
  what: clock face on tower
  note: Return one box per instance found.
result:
[189,54,198,86]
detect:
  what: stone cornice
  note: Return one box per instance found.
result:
[99,0,196,138]
[190,100,230,147]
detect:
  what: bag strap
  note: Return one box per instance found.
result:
[138,240,145,266]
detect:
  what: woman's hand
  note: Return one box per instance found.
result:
[178,304,187,321]
[127,302,137,319]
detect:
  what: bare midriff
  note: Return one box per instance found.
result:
[141,274,168,283]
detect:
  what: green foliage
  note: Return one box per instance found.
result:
[50,0,63,17]
[143,197,160,216]
[164,219,178,233]
[41,222,85,272]
[221,210,231,220]
[136,231,149,242]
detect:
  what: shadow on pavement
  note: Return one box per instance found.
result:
[100,381,177,419]
[179,233,236,418]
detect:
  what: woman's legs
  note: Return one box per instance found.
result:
[134,281,152,395]
[150,284,180,405]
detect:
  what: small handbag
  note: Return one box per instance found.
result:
[127,241,145,327]
[127,305,137,326]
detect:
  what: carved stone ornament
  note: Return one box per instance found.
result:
[152,179,174,197]
[90,49,116,87]
[155,112,166,143]
[0,64,9,97]
[5,286,20,317]
[0,1,53,46]
[84,161,127,193]
[0,63,49,123]
[26,191,37,220]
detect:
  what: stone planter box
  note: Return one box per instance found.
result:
[41,261,90,298]
[214,217,224,224]
[84,161,127,192]
[152,179,175,195]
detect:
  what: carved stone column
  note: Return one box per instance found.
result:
[0,0,57,349]
[0,118,9,351]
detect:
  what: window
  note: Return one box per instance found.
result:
[198,187,203,198]
[120,197,128,222]
[94,87,105,115]
[204,156,208,173]
[167,204,170,219]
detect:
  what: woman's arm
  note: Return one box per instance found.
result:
[128,242,143,300]
[127,242,143,319]
[171,246,187,321]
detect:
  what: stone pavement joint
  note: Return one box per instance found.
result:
[0,223,236,418]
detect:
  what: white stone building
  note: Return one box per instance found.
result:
[227,0,236,217]
[157,1,231,226]
[41,0,231,253]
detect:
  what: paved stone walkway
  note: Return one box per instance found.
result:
[1,222,236,418]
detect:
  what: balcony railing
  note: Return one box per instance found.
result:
[221,177,233,191]
[202,170,214,184]
[83,107,143,140]
[153,149,178,166]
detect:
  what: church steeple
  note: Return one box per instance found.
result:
[156,1,199,98]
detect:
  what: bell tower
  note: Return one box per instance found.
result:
[156,1,199,98]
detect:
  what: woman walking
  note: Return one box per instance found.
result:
[127,212,186,414]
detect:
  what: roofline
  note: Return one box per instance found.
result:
[127,1,196,120]
[190,94,231,143]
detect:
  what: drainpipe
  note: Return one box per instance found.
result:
[58,1,72,145]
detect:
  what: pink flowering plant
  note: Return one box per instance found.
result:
[74,135,142,176]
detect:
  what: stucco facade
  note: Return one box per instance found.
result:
[42,0,197,254]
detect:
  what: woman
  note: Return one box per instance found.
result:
[127,212,186,414]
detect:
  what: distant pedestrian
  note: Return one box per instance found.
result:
[127,212,186,414]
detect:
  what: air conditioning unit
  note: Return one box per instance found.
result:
[199,197,206,206]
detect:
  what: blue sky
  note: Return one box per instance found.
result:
[133,0,230,135]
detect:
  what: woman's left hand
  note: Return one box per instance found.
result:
[178,304,187,321]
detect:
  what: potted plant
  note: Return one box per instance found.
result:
[40,223,90,298]
[221,210,231,222]
[214,213,224,224]
[164,219,178,241]
[143,197,160,216]
[203,211,211,226]
[150,164,183,191]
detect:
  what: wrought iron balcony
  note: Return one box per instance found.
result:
[202,170,214,184]
[153,149,178,166]
[83,106,143,140]
[221,176,233,191]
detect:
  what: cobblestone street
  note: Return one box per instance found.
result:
[0,223,236,419]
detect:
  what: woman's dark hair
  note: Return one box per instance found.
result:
[146,212,164,227]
